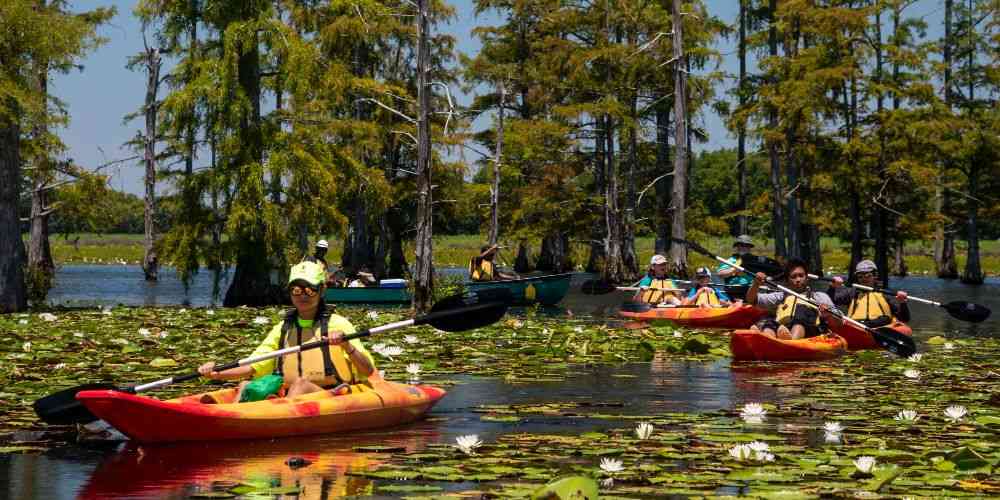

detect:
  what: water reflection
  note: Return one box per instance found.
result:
[78,432,436,499]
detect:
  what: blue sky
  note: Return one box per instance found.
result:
[55,0,944,195]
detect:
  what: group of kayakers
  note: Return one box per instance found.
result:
[195,234,912,404]
[312,239,378,288]
[634,235,909,340]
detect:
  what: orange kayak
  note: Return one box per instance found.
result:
[730,330,848,362]
[76,374,445,443]
[619,304,767,329]
[830,320,913,350]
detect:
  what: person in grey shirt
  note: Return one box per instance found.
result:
[746,258,838,340]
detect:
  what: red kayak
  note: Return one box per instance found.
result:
[76,374,445,443]
[830,320,913,351]
[730,330,848,362]
[619,304,767,329]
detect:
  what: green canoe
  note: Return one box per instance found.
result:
[465,273,573,306]
[324,287,411,304]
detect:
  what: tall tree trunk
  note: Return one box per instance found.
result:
[874,7,890,288]
[960,0,980,285]
[142,46,161,281]
[893,239,908,277]
[488,81,505,246]
[538,231,571,272]
[622,83,639,279]
[736,0,748,236]
[936,0,958,279]
[342,198,372,271]
[412,0,434,312]
[387,209,408,278]
[654,93,671,255]
[784,128,800,259]
[27,3,54,301]
[802,223,822,278]
[513,241,531,273]
[603,115,625,282]
[848,75,863,275]
[767,0,785,259]
[224,26,274,306]
[0,108,28,312]
[587,115,606,272]
[668,0,688,276]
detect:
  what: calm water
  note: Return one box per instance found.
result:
[4,266,997,498]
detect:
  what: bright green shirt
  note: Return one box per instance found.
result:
[250,314,375,380]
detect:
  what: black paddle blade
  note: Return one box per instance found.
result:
[943,301,992,323]
[739,254,784,277]
[424,289,511,332]
[581,279,616,295]
[33,382,118,425]
[619,302,652,313]
[870,327,917,358]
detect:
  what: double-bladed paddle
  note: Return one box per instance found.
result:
[806,274,991,323]
[34,289,512,426]
[674,238,916,358]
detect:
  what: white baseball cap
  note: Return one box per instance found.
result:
[650,254,668,265]
[316,240,329,249]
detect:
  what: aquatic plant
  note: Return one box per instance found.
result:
[853,456,877,474]
[907,353,923,362]
[728,444,752,461]
[403,335,419,344]
[252,316,270,325]
[634,422,654,440]
[455,435,482,455]
[366,310,379,320]
[895,410,919,422]
[823,422,843,435]
[944,405,968,422]
[599,457,624,474]
[405,363,421,376]
[903,369,921,379]
[740,402,767,423]
[38,313,57,322]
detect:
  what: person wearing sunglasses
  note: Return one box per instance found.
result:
[826,260,909,328]
[198,260,376,402]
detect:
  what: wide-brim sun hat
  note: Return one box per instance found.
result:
[316,239,329,249]
[734,235,754,248]
[288,260,326,287]
[855,259,877,274]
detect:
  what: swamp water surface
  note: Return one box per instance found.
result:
[1,269,999,498]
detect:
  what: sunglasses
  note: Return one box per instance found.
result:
[855,271,876,277]
[290,285,319,297]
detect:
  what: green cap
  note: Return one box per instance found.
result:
[288,260,326,287]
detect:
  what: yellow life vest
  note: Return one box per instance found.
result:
[848,291,893,322]
[775,294,820,327]
[694,287,722,307]
[640,277,677,304]
[469,257,495,281]
[276,315,359,388]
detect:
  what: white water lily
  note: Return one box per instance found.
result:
[907,353,923,362]
[22,342,31,352]
[253,316,270,325]
[138,328,151,337]
[371,343,387,354]
[206,309,215,316]
[601,477,614,488]
[728,444,753,461]
[599,457,624,474]
[158,331,168,339]
[366,310,379,320]
[403,335,419,345]
[455,434,483,455]
[944,405,968,422]
[853,456,877,474]
[634,422,654,440]
[178,308,188,313]
[380,346,404,358]
[406,363,422,376]
[747,441,770,453]
[53,362,67,370]
[824,432,841,444]
[18,319,27,325]
[895,410,919,422]
[38,313,57,322]
[824,422,844,435]
[740,402,767,423]
[903,369,921,379]
[101,306,113,316]
[943,342,955,350]
[673,331,683,338]
[755,451,775,462]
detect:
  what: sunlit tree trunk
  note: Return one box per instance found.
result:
[412,0,434,312]
[668,0,688,276]
[0,103,27,312]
